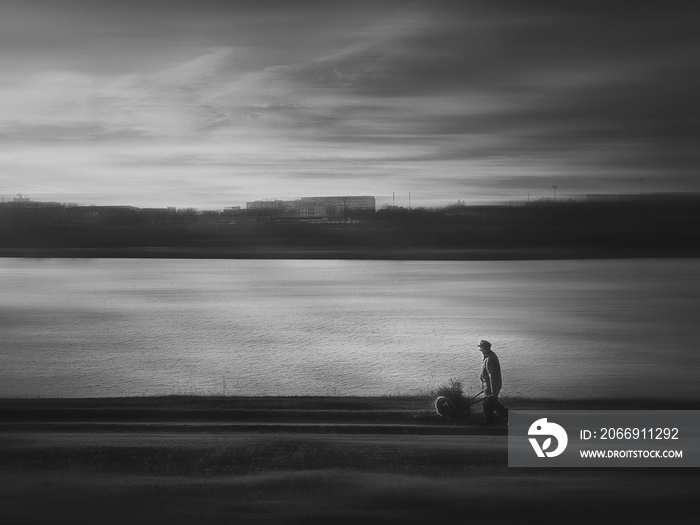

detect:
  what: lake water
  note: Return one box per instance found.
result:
[1,258,699,400]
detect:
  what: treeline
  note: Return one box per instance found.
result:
[1,196,699,257]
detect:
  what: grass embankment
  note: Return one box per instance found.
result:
[2,394,696,425]
[2,396,699,524]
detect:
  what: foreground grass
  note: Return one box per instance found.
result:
[2,430,699,524]
[2,397,699,524]
[3,467,697,525]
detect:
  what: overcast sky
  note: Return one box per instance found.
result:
[1,1,698,208]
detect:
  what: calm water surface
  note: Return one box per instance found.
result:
[1,258,699,399]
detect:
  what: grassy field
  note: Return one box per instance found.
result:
[1,396,698,524]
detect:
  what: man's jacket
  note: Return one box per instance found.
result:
[480,350,503,397]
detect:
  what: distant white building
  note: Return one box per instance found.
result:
[246,196,375,218]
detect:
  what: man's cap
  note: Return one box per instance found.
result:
[477,340,492,350]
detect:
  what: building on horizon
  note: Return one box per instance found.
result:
[246,195,375,219]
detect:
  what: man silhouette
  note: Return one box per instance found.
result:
[477,340,509,425]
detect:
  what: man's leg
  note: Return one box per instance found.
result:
[492,397,509,420]
[482,397,495,425]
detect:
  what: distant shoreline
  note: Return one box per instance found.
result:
[2,247,699,260]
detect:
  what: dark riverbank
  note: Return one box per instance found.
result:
[3,246,699,260]
[2,395,699,432]
[3,394,700,413]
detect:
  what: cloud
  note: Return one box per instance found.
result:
[1,1,699,207]
[150,47,234,88]
[0,48,237,140]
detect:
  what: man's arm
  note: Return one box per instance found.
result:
[481,358,491,394]
[485,357,502,396]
